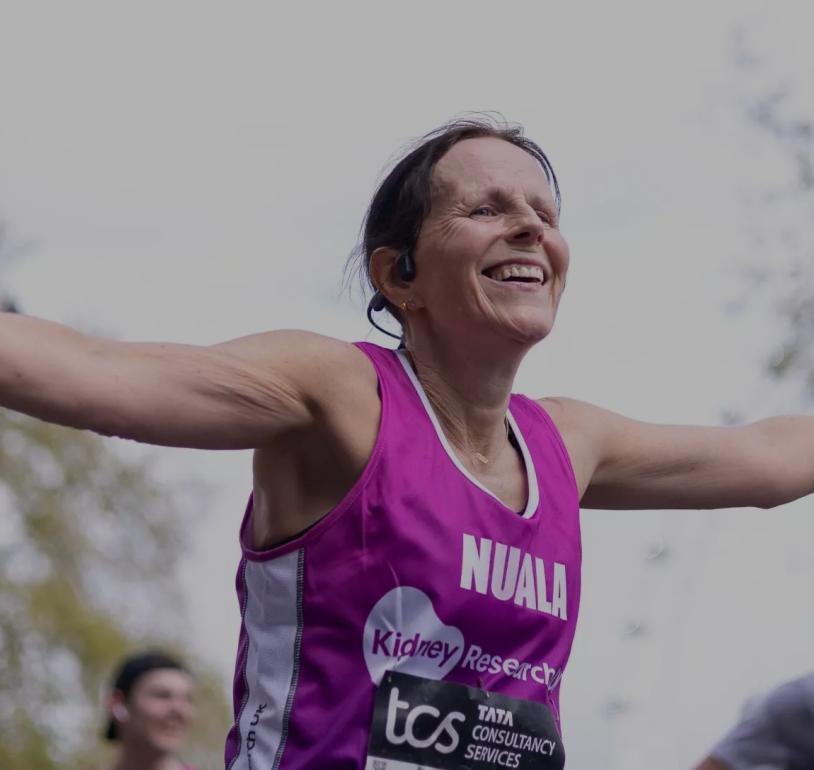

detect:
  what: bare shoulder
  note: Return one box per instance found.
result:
[536,395,666,448]
[214,329,378,408]
[534,397,611,498]
[535,395,604,430]
[536,395,616,424]
[214,329,375,379]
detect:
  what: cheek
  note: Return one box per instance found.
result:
[418,219,485,272]
[139,701,169,723]
[550,233,570,276]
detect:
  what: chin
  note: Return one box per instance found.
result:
[149,733,186,754]
[505,310,557,346]
[515,327,553,348]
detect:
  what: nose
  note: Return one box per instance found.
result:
[506,206,545,247]
[168,695,192,722]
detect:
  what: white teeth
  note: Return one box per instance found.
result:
[484,263,545,283]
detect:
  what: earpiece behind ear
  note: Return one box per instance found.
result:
[112,704,129,722]
[365,248,415,341]
[396,251,416,282]
[368,291,387,313]
[366,292,401,340]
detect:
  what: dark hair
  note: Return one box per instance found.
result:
[104,650,188,741]
[348,115,561,330]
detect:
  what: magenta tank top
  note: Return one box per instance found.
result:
[225,342,582,769]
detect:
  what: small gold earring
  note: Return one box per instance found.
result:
[401,300,409,311]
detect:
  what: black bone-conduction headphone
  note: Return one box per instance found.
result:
[366,250,416,341]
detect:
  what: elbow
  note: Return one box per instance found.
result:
[71,386,133,440]
[757,496,783,511]
[753,476,785,509]
[752,475,813,510]
[748,417,814,508]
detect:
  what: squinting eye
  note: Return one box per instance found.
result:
[471,206,498,217]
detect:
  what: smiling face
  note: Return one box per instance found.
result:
[116,668,195,755]
[409,137,569,349]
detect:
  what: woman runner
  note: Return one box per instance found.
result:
[2,117,813,769]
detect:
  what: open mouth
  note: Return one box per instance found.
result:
[482,263,546,285]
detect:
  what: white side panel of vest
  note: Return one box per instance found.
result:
[232,549,303,770]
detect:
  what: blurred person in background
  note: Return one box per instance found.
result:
[101,651,197,770]
[693,672,814,770]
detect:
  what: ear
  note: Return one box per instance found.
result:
[109,691,129,723]
[368,247,424,311]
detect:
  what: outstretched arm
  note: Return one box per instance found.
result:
[541,398,814,510]
[0,312,367,449]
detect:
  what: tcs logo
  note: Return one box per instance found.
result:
[384,685,465,755]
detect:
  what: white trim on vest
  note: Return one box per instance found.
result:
[396,350,540,519]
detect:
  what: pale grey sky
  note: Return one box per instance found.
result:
[2,2,814,768]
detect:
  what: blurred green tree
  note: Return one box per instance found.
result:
[0,228,232,770]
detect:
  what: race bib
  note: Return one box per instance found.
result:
[365,671,565,770]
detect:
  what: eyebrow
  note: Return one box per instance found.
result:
[144,685,192,696]
[477,185,556,213]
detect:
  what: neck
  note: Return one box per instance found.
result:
[112,745,182,770]
[405,330,526,465]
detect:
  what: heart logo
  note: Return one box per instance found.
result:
[363,586,465,685]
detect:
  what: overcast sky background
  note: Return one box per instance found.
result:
[2,2,814,768]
